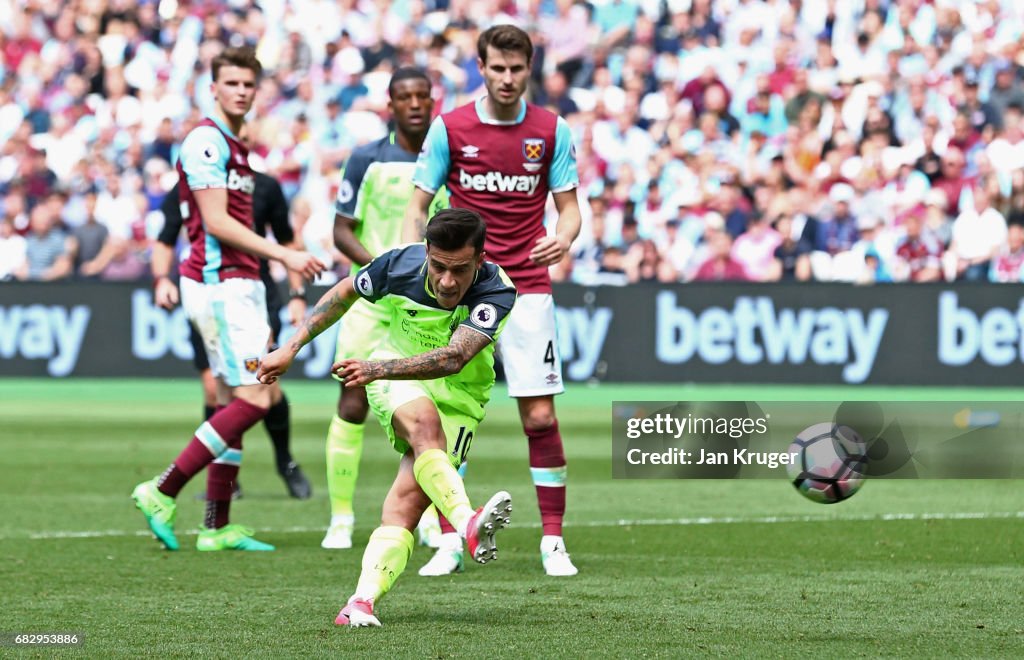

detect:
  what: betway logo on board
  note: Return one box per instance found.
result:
[655,292,889,383]
[938,291,1024,366]
[458,169,541,195]
[0,304,91,376]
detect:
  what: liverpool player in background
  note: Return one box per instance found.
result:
[131,46,324,552]
[404,25,582,576]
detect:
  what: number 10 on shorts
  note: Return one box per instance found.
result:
[452,426,474,464]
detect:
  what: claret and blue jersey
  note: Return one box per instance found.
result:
[176,115,259,283]
[412,97,579,294]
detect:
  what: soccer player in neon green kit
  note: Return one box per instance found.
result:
[259,208,514,626]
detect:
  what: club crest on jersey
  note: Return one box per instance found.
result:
[522,138,545,162]
[244,357,259,373]
[356,271,374,297]
[470,303,497,329]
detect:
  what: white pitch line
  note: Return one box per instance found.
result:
[6,511,1023,542]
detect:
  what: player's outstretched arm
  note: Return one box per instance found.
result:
[258,277,358,384]
[334,326,490,387]
[195,188,327,280]
[530,188,582,266]
[402,187,434,243]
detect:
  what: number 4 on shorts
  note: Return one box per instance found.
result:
[543,340,555,367]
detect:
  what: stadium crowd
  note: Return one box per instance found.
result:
[2,0,1024,286]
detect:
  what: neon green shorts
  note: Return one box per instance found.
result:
[332,299,390,382]
[366,350,487,467]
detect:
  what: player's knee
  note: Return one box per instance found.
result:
[337,388,369,424]
[404,413,445,452]
[521,404,557,432]
[234,383,273,410]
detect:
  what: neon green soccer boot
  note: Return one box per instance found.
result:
[131,479,179,551]
[196,524,276,551]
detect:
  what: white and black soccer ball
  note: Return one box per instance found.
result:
[786,423,868,504]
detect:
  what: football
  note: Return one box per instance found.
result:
[786,423,868,504]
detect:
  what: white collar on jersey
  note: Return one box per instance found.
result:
[474,96,527,126]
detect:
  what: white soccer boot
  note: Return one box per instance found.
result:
[540,535,578,576]
[418,532,464,576]
[321,514,354,549]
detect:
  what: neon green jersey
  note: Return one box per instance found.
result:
[335,132,447,276]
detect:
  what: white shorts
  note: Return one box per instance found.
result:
[181,277,271,387]
[496,293,564,397]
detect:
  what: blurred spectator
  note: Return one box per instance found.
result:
[0,216,26,280]
[932,147,973,215]
[732,214,782,282]
[20,147,57,208]
[814,184,860,255]
[693,230,748,282]
[18,203,73,281]
[767,214,811,282]
[988,62,1024,121]
[946,182,1008,281]
[893,210,943,283]
[535,70,579,117]
[989,217,1024,283]
[2,189,29,234]
[70,191,111,279]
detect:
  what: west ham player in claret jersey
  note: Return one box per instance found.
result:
[131,46,325,553]
[404,25,583,577]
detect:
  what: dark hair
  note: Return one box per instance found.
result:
[477,24,533,64]
[425,208,486,253]
[211,46,263,81]
[389,67,431,97]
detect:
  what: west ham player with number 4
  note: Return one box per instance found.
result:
[131,46,325,552]
[404,25,582,577]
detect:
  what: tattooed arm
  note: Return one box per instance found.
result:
[257,277,358,383]
[334,326,491,387]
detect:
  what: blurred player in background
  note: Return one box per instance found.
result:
[259,209,515,627]
[405,25,582,576]
[152,170,313,500]
[322,67,448,549]
[131,46,324,552]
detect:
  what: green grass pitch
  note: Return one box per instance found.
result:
[2,379,1022,657]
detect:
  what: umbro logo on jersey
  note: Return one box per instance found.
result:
[523,163,542,173]
[461,145,480,158]
[406,309,418,317]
